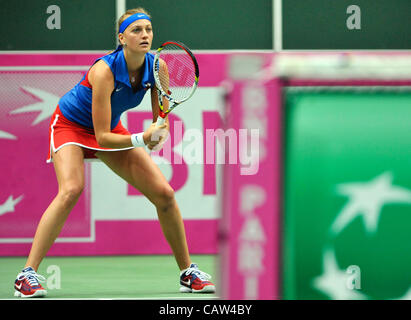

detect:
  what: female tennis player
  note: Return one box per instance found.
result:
[13,8,215,298]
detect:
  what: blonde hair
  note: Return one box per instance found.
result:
[117,7,151,32]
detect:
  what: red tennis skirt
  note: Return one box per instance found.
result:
[47,105,132,162]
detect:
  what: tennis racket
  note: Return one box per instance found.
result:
[153,41,199,127]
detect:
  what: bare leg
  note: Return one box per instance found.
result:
[96,148,191,271]
[25,145,85,271]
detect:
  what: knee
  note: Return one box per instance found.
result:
[58,183,84,208]
[154,185,175,212]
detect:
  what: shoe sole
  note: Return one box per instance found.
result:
[180,285,216,293]
[14,289,47,298]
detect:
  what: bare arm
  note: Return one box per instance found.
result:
[89,60,166,150]
[151,58,170,124]
[89,60,134,149]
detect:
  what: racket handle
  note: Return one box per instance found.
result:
[156,116,166,127]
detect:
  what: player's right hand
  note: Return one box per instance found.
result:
[143,122,169,151]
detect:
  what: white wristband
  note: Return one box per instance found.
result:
[131,132,145,147]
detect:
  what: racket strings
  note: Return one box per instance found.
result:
[157,44,197,102]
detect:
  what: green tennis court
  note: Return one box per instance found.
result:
[0,255,218,299]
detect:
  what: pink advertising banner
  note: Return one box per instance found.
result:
[220,54,281,300]
[218,51,411,300]
[0,52,228,256]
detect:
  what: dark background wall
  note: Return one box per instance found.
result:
[283,0,411,50]
[0,0,272,50]
[0,0,409,50]
[0,0,116,50]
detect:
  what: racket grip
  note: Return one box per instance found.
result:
[156,116,166,127]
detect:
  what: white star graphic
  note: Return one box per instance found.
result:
[396,287,411,300]
[0,130,17,140]
[312,248,367,300]
[0,195,24,216]
[331,172,411,235]
[10,86,59,125]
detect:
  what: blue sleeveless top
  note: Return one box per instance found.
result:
[58,46,155,129]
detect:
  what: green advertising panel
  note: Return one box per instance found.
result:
[283,0,411,49]
[283,88,411,299]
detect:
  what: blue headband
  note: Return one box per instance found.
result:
[119,13,151,33]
